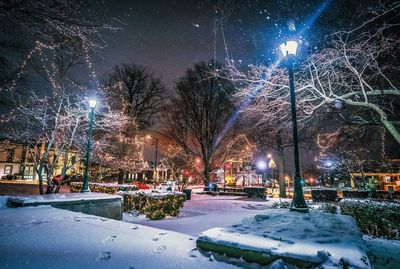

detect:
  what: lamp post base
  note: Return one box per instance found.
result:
[80,188,90,193]
[290,176,309,212]
[289,206,309,212]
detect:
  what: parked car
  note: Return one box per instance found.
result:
[51,175,73,185]
[132,181,150,190]
[54,174,82,185]
[1,174,22,180]
[158,181,176,192]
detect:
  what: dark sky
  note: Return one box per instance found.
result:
[96,0,373,88]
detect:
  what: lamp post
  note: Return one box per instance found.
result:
[256,159,267,186]
[279,40,308,212]
[146,135,159,185]
[81,99,98,193]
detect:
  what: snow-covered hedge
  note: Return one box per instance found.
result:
[340,199,400,239]
[119,190,185,220]
[311,189,337,202]
[70,182,138,194]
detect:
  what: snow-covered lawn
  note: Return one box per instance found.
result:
[0,205,236,269]
[123,194,287,236]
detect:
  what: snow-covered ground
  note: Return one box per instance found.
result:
[198,210,370,268]
[123,194,289,236]
[123,194,399,269]
[1,193,398,268]
[364,235,400,269]
[0,205,238,269]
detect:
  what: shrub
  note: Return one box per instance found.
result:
[342,190,400,200]
[319,203,337,214]
[311,189,338,202]
[70,182,138,194]
[243,187,266,199]
[120,191,186,220]
[272,201,290,208]
[340,199,400,239]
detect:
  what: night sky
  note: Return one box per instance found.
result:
[97,0,374,87]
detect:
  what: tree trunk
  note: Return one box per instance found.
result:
[38,171,44,195]
[118,169,124,184]
[203,166,210,189]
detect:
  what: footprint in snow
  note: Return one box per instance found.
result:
[96,252,111,263]
[152,245,167,254]
[152,232,167,241]
[189,248,198,258]
[102,235,117,244]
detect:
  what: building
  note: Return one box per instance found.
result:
[0,140,80,180]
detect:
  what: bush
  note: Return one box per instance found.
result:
[340,199,400,239]
[311,189,338,202]
[70,182,138,194]
[243,187,266,199]
[343,190,400,200]
[319,203,337,214]
[120,191,186,220]
[272,201,290,208]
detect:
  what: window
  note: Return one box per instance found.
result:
[6,150,14,162]
[4,165,13,175]
[24,166,34,179]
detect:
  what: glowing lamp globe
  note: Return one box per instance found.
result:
[256,160,267,171]
[279,40,299,57]
[88,99,98,108]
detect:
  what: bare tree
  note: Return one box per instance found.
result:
[227,4,400,196]
[91,119,147,184]
[162,61,236,188]
[103,64,166,129]
[15,92,84,194]
[0,0,119,91]
[99,64,166,181]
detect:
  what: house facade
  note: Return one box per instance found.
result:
[0,141,80,180]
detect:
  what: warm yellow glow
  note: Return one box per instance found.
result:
[279,40,299,56]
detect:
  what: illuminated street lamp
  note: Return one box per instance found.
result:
[146,135,159,184]
[81,98,98,192]
[279,40,308,212]
[256,160,267,185]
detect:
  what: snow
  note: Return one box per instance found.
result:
[117,189,184,198]
[364,235,400,269]
[8,192,122,204]
[0,206,235,269]
[123,195,289,236]
[198,209,371,269]
[2,193,397,268]
[0,195,9,208]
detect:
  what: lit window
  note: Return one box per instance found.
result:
[4,165,13,175]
